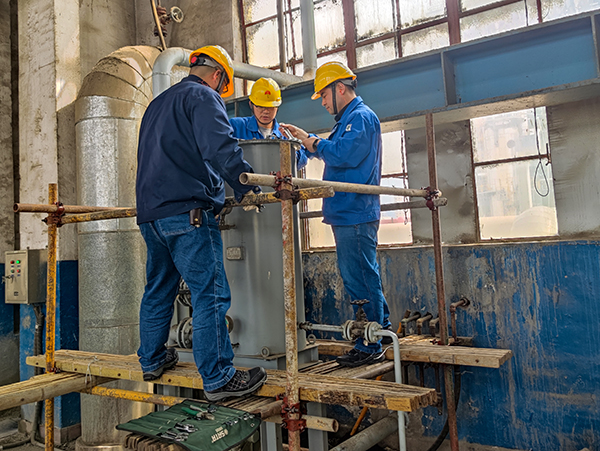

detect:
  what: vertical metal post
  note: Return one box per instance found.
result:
[426,113,459,451]
[280,142,301,451]
[45,183,58,451]
[277,0,287,72]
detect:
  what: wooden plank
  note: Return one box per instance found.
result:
[27,351,435,412]
[0,372,112,410]
[315,337,513,369]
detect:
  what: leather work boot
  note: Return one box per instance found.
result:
[204,367,268,402]
[143,347,179,381]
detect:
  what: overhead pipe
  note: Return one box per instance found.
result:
[152,48,303,98]
[300,198,448,219]
[300,0,318,79]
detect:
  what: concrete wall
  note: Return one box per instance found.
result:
[302,97,600,450]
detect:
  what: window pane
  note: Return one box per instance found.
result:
[307,217,336,247]
[317,51,348,65]
[540,0,600,21]
[471,108,548,163]
[286,9,302,61]
[247,19,280,67]
[476,159,558,239]
[356,39,397,68]
[379,177,412,245]
[314,0,346,52]
[381,130,406,174]
[398,0,446,28]
[460,2,528,42]
[354,0,396,40]
[402,23,449,57]
[243,0,277,23]
[460,0,507,11]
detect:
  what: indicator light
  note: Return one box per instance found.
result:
[16,260,20,264]
[10,260,14,264]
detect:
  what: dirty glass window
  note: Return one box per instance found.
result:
[402,23,449,57]
[540,0,600,22]
[246,19,281,68]
[471,108,558,240]
[243,0,277,23]
[460,2,529,42]
[398,0,447,28]
[314,0,346,52]
[356,39,397,67]
[304,128,411,249]
[354,0,395,40]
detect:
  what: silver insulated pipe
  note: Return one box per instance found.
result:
[74,46,159,450]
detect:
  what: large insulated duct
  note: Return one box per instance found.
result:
[74,46,160,451]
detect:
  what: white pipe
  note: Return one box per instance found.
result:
[375,330,407,451]
[300,0,318,80]
[152,48,304,98]
[152,47,191,97]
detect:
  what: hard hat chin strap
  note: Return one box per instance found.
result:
[215,70,226,94]
[331,84,338,116]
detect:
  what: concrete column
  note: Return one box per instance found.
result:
[18,0,80,260]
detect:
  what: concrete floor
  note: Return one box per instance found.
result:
[0,416,75,451]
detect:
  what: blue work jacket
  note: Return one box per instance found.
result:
[306,96,382,226]
[230,115,308,169]
[136,75,259,224]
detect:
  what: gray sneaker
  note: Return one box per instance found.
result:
[143,347,179,381]
[205,367,267,402]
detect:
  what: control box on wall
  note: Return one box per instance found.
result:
[4,250,47,304]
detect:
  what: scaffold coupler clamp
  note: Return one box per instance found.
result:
[423,186,441,211]
[42,202,65,227]
[271,171,300,204]
[279,396,306,433]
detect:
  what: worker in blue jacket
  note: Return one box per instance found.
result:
[135,45,267,400]
[280,61,392,367]
[230,77,308,169]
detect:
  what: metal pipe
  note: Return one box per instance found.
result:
[223,186,335,210]
[329,414,398,451]
[300,198,448,219]
[14,204,125,214]
[150,0,167,50]
[400,311,421,337]
[60,208,137,225]
[416,312,433,335]
[240,173,434,198]
[298,322,344,334]
[280,141,301,451]
[450,297,470,343]
[300,0,318,79]
[152,48,303,98]
[374,330,406,451]
[263,414,338,433]
[277,0,287,72]
[45,184,58,451]
[426,112,459,451]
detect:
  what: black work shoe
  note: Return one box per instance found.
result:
[381,326,396,345]
[205,367,268,402]
[336,348,386,368]
[143,347,179,381]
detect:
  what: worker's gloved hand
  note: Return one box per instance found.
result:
[242,189,263,213]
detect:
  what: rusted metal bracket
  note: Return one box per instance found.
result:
[274,189,300,204]
[42,202,65,227]
[422,186,441,211]
[279,396,307,433]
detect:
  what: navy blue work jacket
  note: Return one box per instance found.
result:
[230,115,308,169]
[304,96,382,226]
[136,75,258,224]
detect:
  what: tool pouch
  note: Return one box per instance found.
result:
[117,399,261,451]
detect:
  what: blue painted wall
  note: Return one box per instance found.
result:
[0,263,19,387]
[303,240,600,450]
[19,260,80,428]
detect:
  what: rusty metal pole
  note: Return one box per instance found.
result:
[45,184,58,451]
[279,141,301,451]
[426,113,459,451]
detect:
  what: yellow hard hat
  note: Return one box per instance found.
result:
[189,45,235,98]
[312,61,356,100]
[249,78,282,107]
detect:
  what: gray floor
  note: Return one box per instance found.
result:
[0,417,75,451]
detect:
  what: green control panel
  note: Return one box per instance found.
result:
[4,250,47,304]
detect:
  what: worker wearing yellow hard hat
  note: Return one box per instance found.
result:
[231,77,308,168]
[280,61,392,368]
[136,44,267,400]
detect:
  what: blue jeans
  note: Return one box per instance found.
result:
[332,221,392,353]
[138,211,235,391]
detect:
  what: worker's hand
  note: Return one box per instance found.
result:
[242,190,263,213]
[279,123,309,141]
